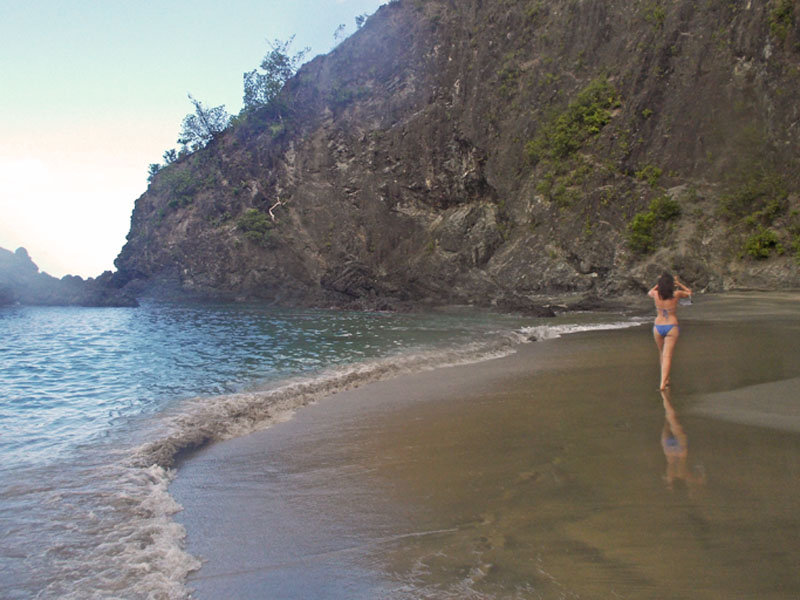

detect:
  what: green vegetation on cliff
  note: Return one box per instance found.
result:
[146,36,307,181]
[237,208,274,245]
[720,161,792,259]
[243,37,309,111]
[525,77,620,164]
[628,196,681,255]
[152,159,218,210]
[769,0,796,43]
[527,77,621,210]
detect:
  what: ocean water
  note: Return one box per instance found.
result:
[0,301,643,599]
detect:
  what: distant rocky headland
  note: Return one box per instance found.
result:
[0,247,137,307]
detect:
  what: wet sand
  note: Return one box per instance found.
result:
[171,292,800,599]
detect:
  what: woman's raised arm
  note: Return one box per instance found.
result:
[674,277,692,297]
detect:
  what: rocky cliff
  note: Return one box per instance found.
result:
[115,0,800,311]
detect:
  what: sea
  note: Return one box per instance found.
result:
[0,300,645,599]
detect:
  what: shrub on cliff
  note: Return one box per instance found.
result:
[627,195,681,254]
[525,77,620,164]
[720,163,788,223]
[720,162,792,259]
[769,0,796,42]
[742,227,783,259]
[237,208,274,245]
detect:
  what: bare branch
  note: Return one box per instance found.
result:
[268,198,285,222]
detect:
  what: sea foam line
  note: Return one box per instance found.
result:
[518,319,645,341]
[132,318,644,470]
[131,336,521,469]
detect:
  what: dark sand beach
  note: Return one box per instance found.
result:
[171,292,800,599]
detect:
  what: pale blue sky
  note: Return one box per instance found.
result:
[0,0,386,277]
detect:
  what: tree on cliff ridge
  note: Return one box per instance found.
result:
[178,94,231,151]
[242,36,309,111]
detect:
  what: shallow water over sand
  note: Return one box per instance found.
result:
[173,293,800,599]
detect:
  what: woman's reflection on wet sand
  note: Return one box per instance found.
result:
[661,389,706,494]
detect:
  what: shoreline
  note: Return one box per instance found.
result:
[171,292,800,599]
[137,311,646,471]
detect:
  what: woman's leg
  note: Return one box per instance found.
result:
[653,327,665,372]
[659,329,679,390]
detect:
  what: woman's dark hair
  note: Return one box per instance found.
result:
[657,273,675,299]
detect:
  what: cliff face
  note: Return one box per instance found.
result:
[115,0,800,310]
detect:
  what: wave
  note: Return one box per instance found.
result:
[518,319,645,342]
[14,460,199,600]
[131,334,523,470]
[132,318,644,470]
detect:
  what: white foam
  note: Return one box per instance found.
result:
[24,461,200,600]
[518,319,645,342]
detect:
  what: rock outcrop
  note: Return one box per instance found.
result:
[115,0,800,310]
[0,247,138,307]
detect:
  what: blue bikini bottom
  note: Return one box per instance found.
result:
[654,324,678,337]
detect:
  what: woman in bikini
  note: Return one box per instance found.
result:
[648,273,692,390]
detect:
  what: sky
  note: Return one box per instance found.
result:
[0,0,386,278]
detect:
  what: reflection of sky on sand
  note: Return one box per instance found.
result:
[690,377,800,432]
